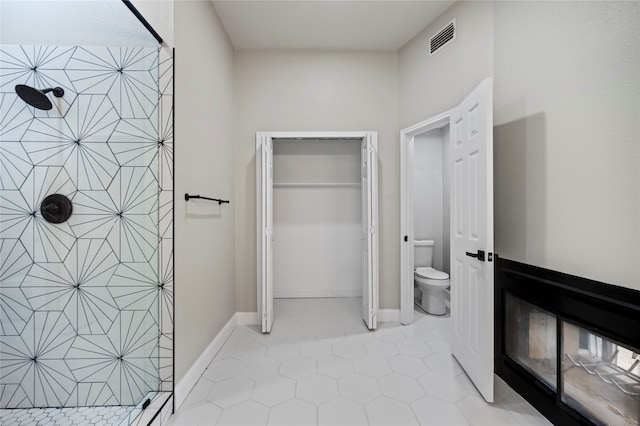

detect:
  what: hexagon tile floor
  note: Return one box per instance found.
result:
[168,298,552,426]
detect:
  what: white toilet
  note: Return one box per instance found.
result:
[414,240,450,315]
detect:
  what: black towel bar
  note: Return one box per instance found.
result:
[184,194,230,205]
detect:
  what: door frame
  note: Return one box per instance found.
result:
[399,77,495,402]
[256,130,379,332]
[400,111,452,325]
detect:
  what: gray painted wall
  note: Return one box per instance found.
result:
[174,0,236,382]
[399,0,493,282]
[234,50,399,311]
[399,1,494,129]
[414,130,445,272]
[0,1,157,46]
[493,1,640,290]
[400,0,639,291]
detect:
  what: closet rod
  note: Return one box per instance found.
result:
[184,194,230,205]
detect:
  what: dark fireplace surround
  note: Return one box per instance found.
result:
[495,257,640,426]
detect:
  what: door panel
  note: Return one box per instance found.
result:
[454,159,464,239]
[450,78,494,402]
[265,138,273,333]
[361,139,370,326]
[361,133,378,330]
[369,134,378,330]
[257,133,273,333]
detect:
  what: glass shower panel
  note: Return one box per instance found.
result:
[0,45,161,409]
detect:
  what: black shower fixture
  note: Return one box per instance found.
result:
[40,194,73,224]
[15,84,64,110]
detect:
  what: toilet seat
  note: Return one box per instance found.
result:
[415,267,449,280]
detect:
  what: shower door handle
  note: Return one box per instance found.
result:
[465,250,485,262]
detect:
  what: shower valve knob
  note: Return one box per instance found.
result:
[40,194,73,224]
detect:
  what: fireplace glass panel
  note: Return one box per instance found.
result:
[562,322,640,426]
[505,293,557,390]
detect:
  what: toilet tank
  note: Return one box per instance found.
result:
[414,240,434,268]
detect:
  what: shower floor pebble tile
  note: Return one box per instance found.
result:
[168,298,551,426]
[0,393,172,426]
[0,405,136,426]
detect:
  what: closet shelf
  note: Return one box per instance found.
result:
[273,182,361,188]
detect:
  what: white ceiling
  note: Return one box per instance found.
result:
[211,1,455,51]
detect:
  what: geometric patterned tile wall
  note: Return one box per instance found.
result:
[0,45,174,409]
[157,47,173,395]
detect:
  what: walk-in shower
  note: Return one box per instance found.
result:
[0,4,174,425]
[0,42,174,425]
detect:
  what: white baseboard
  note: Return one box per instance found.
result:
[378,308,401,323]
[274,289,362,298]
[174,313,237,409]
[236,312,260,326]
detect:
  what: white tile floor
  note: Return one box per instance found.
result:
[168,298,552,426]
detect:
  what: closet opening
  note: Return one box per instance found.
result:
[273,138,362,298]
[257,132,379,333]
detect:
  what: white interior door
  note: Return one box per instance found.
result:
[257,133,274,333]
[361,133,378,330]
[450,78,494,402]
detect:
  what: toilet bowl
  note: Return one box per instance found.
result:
[415,267,450,315]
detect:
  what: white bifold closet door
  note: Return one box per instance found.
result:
[257,132,378,333]
[257,133,274,333]
[361,133,378,330]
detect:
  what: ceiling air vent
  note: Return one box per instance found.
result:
[429,19,456,56]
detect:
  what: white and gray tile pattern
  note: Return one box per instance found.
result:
[169,298,552,426]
